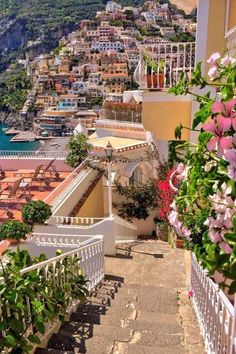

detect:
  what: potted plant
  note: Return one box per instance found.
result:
[0,220,31,244]
[154,217,169,241]
[143,52,165,89]
[22,200,52,226]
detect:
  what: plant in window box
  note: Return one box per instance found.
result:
[0,220,31,244]
[143,52,165,89]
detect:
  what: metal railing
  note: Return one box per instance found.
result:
[0,237,104,344]
[134,42,195,89]
[191,253,236,354]
[0,150,67,159]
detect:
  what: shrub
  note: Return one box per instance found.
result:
[0,248,88,353]
[0,220,31,241]
[22,200,52,225]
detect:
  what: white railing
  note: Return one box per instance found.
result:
[134,42,195,89]
[0,150,67,159]
[191,253,236,354]
[0,238,104,350]
[49,216,106,226]
[114,215,137,231]
[32,232,95,247]
[44,158,89,208]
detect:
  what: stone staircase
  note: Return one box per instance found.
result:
[35,242,204,354]
[70,172,103,217]
[35,280,185,354]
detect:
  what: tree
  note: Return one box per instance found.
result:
[124,9,134,21]
[114,179,157,220]
[66,133,92,168]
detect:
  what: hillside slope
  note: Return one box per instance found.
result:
[170,0,197,14]
[0,0,144,71]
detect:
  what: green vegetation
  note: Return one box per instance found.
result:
[22,200,52,226]
[66,133,92,168]
[0,220,31,241]
[0,0,145,70]
[0,247,88,353]
[0,64,31,112]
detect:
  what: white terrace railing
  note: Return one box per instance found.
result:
[134,42,195,90]
[49,216,106,226]
[0,150,67,159]
[191,253,236,354]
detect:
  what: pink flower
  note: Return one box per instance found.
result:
[208,66,218,79]
[168,210,182,230]
[220,55,236,66]
[219,241,233,254]
[212,99,236,119]
[207,52,221,65]
[188,289,193,298]
[176,163,187,180]
[224,149,236,166]
[203,115,233,156]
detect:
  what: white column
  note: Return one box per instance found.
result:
[108,161,113,218]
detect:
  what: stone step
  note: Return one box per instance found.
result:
[92,324,132,342]
[47,333,78,352]
[118,343,186,354]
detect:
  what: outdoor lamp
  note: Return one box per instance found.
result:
[105,141,113,162]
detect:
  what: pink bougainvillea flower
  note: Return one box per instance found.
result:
[220,55,236,66]
[208,66,218,79]
[203,116,233,156]
[207,52,221,65]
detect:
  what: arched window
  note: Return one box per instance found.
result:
[129,166,143,185]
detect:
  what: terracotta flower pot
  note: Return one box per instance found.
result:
[175,238,184,249]
[146,73,164,88]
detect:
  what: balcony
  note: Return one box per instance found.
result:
[134,42,195,90]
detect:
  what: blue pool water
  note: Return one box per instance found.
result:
[0,124,40,151]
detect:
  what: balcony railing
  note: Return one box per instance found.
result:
[49,216,106,226]
[0,237,104,349]
[0,150,67,159]
[99,109,142,123]
[134,42,195,90]
[190,253,236,354]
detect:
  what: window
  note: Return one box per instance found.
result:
[129,166,143,185]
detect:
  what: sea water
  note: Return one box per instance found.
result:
[0,124,39,151]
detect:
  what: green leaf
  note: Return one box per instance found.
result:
[5,334,17,347]
[9,319,24,333]
[32,300,44,314]
[228,281,236,295]
[224,233,236,242]
[35,321,45,335]
[27,334,41,344]
[0,319,8,332]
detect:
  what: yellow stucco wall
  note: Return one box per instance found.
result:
[228,0,236,31]
[142,92,192,141]
[77,177,104,217]
[206,0,227,60]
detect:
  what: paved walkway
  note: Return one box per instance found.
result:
[36,241,205,354]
